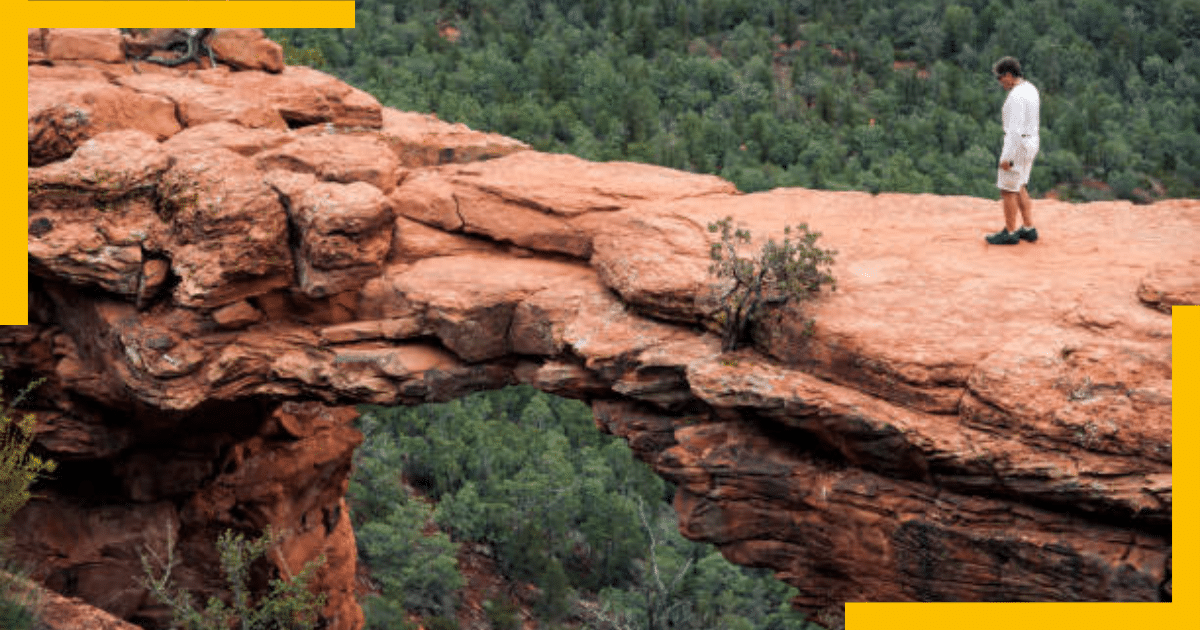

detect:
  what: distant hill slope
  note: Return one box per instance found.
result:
[269,0,1200,200]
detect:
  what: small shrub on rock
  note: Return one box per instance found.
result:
[140,526,326,630]
[0,369,54,630]
[707,216,837,352]
[1,372,54,532]
[483,598,521,630]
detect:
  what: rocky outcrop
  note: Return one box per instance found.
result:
[10,29,1185,630]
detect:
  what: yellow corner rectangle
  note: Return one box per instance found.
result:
[23,2,355,28]
[4,26,26,323]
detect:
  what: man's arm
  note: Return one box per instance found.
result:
[999,89,1027,166]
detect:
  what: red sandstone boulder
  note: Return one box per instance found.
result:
[273,176,396,298]
[28,79,179,166]
[117,73,288,130]
[199,66,383,129]
[388,167,462,231]
[210,28,285,73]
[28,130,172,296]
[212,300,265,330]
[391,151,736,258]
[257,133,405,193]
[388,216,530,264]
[162,120,293,157]
[30,128,170,193]
[159,149,294,308]
[1138,258,1200,313]
[372,107,530,167]
[45,28,124,64]
[359,255,598,362]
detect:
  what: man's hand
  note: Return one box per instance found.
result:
[999,160,1013,171]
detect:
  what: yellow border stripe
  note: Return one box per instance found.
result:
[23,2,355,28]
[1171,306,1196,623]
[4,21,25,323]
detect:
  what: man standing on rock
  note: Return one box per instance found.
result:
[987,56,1041,245]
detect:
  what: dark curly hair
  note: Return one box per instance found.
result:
[992,56,1023,78]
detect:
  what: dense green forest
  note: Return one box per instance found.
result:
[352,387,810,630]
[268,0,1199,201]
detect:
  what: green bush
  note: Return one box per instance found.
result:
[0,574,36,630]
[1,369,54,630]
[422,615,460,630]
[534,557,572,622]
[279,39,328,69]
[356,497,463,618]
[354,387,815,629]
[360,594,417,630]
[483,598,521,630]
[1,372,55,532]
[1109,169,1144,201]
[140,526,326,630]
[707,217,838,351]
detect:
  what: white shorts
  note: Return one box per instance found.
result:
[996,137,1039,192]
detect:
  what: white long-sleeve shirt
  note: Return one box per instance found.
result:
[1000,80,1040,164]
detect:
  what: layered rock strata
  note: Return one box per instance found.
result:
[10,28,1186,629]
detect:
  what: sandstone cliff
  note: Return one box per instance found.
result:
[9,28,1186,629]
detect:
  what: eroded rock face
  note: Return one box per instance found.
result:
[10,29,1185,630]
[2,572,144,630]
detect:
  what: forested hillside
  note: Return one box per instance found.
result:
[268,0,1199,201]
[352,387,811,630]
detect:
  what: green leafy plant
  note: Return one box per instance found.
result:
[1,369,54,630]
[483,598,521,630]
[422,615,461,630]
[0,584,36,630]
[707,216,837,351]
[359,594,418,630]
[0,561,39,630]
[279,39,329,69]
[1,372,54,532]
[354,387,815,628]
[355,496,463,619]
[140,525,327,630]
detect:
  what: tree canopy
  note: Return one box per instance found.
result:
[268,0,1200,201]
[351,386,812,629]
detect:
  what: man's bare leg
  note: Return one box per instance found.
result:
[1001,190,1020,232]
[1017,185,1033,227]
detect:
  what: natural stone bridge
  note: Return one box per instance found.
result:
[9,28,1186,629]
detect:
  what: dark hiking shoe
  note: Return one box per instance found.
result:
[986,229,1020,245]
[1018,226,1039,242]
